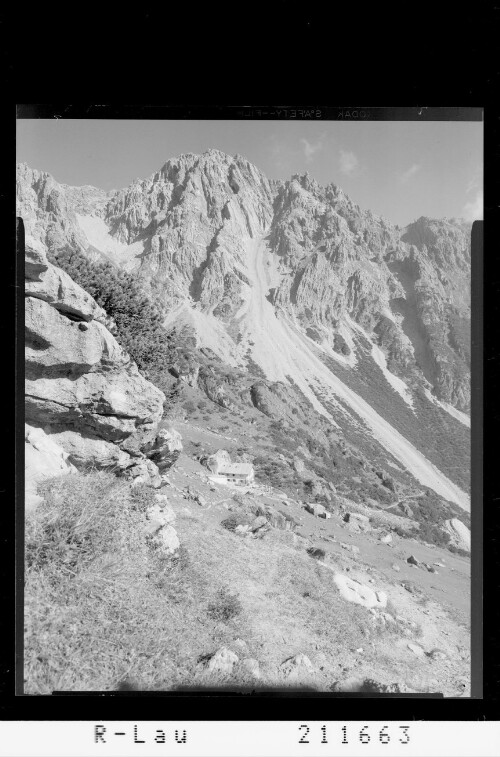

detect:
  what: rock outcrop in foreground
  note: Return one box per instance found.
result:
[24,230,181,504]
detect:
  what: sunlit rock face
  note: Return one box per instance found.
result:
[24,233,171,485]
[18,153,470,414]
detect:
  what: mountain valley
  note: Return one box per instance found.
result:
[19,149,472,695]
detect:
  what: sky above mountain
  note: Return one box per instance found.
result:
[17,118,483,227]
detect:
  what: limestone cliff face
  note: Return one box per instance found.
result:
[17,152,471,412]
[24,232,181,496]
[103,149,274,316]
[17,162,110,260]
[268,174,408,341]
[387,217,471,409]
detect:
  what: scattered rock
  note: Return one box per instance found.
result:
[334,574,388,609]
[250,515,268,532]
[344,512,369,524]
[391,563,400,572]
[279,653,315,681]
[380,533,392,544]
[407,642,425,658]
[305,502,329,518]
[401,581,418,593]
[202,449,231,474]
[185,487,207,507]
[407,554,420,566]
[129,459,162,488]
[339,542,360,555]
[151,524,180,555]
[144,500,177,535]
[235,524,251,535]
[148,499,176,526]
[292,458,305,475]
[427,648,448,661]
[241,658,261,679]
[145,427,183,472]
[232,638,249,654]
[198,647,239,676]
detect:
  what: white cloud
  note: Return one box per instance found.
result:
[400,163,421,183]
[300,136,324,163]
[339,149,359,176]
[462,189,483,221]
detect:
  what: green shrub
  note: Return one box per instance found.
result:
[206,588,242,623]
[24,471,219,693]
[220,515,244,532]
[416,522,451,548]
[448,544,469,557]
[307,547,326,560]
[129,483,157,512]
[47,246,177,381]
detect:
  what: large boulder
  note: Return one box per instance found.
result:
[279,654,316,684]
[145,427,183,472]
[152,524,180,555]
[197,647,239,677]
[333,574,388,609]
[203,449,231,474]
[344,512,370,524]
[24,233,173,489]
[305,502,330,518]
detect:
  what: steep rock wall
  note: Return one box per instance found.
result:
[17,153,471,411]
[24,232,181,493]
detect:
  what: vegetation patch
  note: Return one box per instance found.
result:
[25,472,230,693]
[47,246,177,385]
[206,588,243,623]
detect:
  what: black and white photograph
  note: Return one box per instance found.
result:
[18,109,481,697]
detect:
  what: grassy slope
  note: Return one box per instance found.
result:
[24,458,471,695]
[162,356,470,541]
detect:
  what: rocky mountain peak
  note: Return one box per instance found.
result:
[18,150,471,454]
